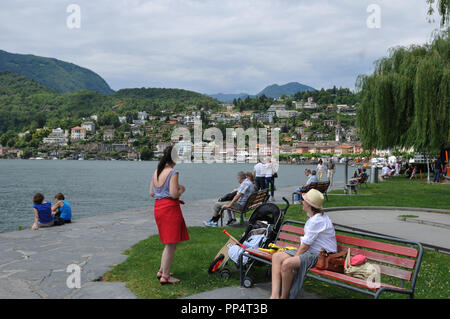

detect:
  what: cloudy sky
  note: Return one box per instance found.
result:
[0,0,443,94]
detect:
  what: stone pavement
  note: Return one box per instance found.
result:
[1,181,448,299]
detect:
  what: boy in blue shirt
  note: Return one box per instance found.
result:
[52,193,72,223]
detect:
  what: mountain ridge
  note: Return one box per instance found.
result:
[0,50,114,95]
[208,81,317,103]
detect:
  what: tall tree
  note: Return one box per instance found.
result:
[356,29,449,155]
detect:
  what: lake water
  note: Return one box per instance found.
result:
[0,159,354,233]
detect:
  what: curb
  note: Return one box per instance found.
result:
[323,206,450,215]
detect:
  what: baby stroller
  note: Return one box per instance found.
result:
[208,197,290,285]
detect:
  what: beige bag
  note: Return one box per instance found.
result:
[344,248,379,281]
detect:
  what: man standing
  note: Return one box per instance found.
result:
[263,158,276,201]
[433,157,443,184]
[204,171,255,227]
[326,159,336,186]
[253,159,266,191]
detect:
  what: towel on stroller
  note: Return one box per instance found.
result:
[228,233,265,265]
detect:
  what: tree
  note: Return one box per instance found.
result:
[140,146,153,160]
[356,28,449,182]
[357,29,449,153]
[427,0,450,26]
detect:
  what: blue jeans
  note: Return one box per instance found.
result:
[265,176,274,197]
[294,187,304,201]
[433,169,441,183]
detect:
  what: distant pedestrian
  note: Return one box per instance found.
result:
[253,159,266,191]
[150,145,189,285]
[326,159,336,186]
[410,166,417,180]
[433,157,443,184]
[316,159,325,181]
[263,157,276,201]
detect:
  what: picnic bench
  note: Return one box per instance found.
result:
[219,188,269,227]
[239,220,423,298]
[291,181,330,204]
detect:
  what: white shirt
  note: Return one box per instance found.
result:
[300,213,337,255]
[382,166,390,175]
[317,163,325,172]
[254,162,265,177]
[262,163,273,177]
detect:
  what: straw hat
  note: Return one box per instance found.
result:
[303,189,324,209]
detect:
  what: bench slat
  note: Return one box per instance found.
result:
[277,232,301,244]
[377,264,412,281]
[308,268,405,291]
[280,224,305,235]
[336,234,418,258]
[275,241,299,249]
[337,245,416,269]
[245,248,272,260]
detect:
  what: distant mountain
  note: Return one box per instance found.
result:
[209,82,316,102]
[256,82,316,99]
[0,50,114,95]
[208,92,253,103]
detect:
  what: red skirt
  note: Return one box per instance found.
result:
[154,198,190,244]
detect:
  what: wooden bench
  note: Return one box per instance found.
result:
[291,181,330,204]
[219,189,269,226]
[239,220,423,298]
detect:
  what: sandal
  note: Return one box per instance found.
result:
[156,270,173,279]
[160,275,180,285]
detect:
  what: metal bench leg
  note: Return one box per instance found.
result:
[219,208,225,227]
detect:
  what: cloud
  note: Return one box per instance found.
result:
[0,0,443,94]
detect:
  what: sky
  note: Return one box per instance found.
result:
[0,0,443,95]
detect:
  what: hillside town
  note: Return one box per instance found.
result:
[0,96,365,161]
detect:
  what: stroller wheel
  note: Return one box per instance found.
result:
[220,268,231,279]
[243,276,254,288]
[208,255,225,274]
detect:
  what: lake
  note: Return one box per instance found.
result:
[0,159,355,233]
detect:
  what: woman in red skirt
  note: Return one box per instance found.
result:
[150,145,189,285]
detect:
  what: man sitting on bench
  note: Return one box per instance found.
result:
[293,169,318,204]
[349,167,368,184]
[203,171,255,227]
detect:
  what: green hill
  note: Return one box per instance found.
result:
[0,50,114,95]
[0,73,220,134]
[0,71,55,96]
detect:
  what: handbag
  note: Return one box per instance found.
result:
[218,190,237,202]
[315,248,346,273]
[344,248,379,281]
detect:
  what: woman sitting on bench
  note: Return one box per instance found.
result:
[270,189,337,299]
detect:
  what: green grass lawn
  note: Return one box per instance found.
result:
[102,177,450,299]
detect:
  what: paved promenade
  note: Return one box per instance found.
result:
[1,182,449,299]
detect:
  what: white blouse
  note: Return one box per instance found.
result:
[300,213,337,255]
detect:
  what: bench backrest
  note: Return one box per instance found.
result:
[307,181,330,193]
[244,189,268,211]
[273,220,422,285]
